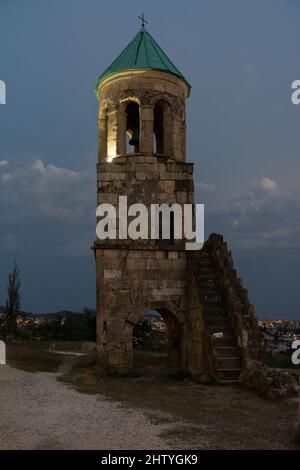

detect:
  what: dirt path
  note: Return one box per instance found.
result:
[0,365,172,450]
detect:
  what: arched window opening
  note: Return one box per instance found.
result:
[153,100,174,156]
[126,101,140,154]
[133,309,181,374]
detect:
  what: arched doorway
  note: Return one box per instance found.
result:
[132,308,182,374]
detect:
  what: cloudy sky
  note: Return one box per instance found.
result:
[0,0,299,318]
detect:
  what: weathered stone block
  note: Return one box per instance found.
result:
[104,269,122,279]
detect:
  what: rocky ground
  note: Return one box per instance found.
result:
[0,363,299,450]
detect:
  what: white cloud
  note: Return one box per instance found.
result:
[0,157,91,219]
[0,160,8,167]
[0,173,12,182]
[0,155,96,261]
[206,177,299,251]
[261,177,277,191]
[196,182,215,192]
[31,159,80,181]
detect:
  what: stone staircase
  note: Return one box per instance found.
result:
[192,248,242,383]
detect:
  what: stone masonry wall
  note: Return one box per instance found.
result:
[95,153,195,372]
[95,247,189,372]
[186,269,207,376]
[97,155,194,249]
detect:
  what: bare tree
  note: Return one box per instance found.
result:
[5,261,21,340]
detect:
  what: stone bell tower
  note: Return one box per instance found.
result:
[94,25,194,373]
[93,25,259,378]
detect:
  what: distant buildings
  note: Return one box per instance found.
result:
[259,319,300,332]
[259,319,300,360]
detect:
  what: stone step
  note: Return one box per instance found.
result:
[198,258,210,264]
[215,356,241,369]
[193,257,242,383]
[207,326,234,336]
[206,317,231,328]
[202,293,222,300]
[213,346,240,358]
[195,252,210,259]
[216,368,241,382]
[211,335,237,347]
[204,305,226,313]
[195,269,217,281]
[203,300,224,309]
[201,288,220,295]
[199,280,218,289]
[204,313,228,321]
[203,293,223,301]
[192,260,213,268]
[199,286,220,294]
[195,264,214,271]
[193,249,210,256]
[197,267,215,274]
[219,378,241,385]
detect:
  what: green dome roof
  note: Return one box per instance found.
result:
[95,27,191,96]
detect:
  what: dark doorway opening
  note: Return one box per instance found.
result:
[133,309,182,375]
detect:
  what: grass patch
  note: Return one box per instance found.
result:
[7,343,60,372]
[7,342,97,374]
[7,344,62,373]
[134,349,168,358]
[9,358,61,373]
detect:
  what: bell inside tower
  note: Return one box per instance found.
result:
[126,101,140,153]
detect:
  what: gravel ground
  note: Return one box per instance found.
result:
[1,364,299,450]
[0,365,173,450]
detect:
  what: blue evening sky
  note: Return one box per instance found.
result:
[0,0,299,318]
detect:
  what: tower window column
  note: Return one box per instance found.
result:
[117,109,127,156]
[98,112,108,162]
[106,110,119,160]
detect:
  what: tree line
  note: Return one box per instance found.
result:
[0,262,96,342]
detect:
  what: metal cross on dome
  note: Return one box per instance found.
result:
[138,13,148,28]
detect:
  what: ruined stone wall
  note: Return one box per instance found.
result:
[204,233,262,362]
[241,359,300,400]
